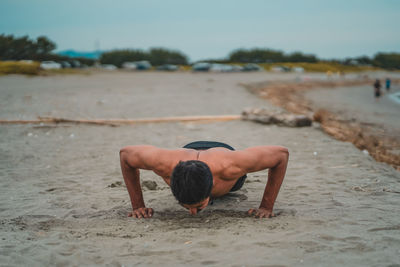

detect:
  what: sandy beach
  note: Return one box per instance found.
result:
[1,72,400,266]
[305,82,400,136]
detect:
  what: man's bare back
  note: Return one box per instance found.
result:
[120,142,289,218]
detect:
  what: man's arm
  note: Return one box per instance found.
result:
[228,146,289,218]
[119,145,165,218]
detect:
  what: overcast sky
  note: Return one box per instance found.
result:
[1,0,399,61]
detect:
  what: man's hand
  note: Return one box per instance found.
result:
[247,208,275,218]
[128,207,154,218]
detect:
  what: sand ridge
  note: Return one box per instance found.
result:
[245,76,400,169]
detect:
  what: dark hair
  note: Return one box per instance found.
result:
[171,160,213,204]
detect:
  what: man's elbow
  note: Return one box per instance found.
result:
[119,146,133,162]
[120,146,142,169]
[279,147,289,162]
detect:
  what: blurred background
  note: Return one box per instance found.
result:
[0,0,399,72]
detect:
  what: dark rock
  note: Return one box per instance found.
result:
[142,180,158,190]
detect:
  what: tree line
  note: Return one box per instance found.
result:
[0,34,55,60]
[1,34,400,69]
[228,48,318,63]
[0,34,94,66]
[227,48,400,69]
[100,48,188,67]
[351,53,400,70]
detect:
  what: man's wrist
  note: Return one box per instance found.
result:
[132,203,145,210]
[259,203,273,211]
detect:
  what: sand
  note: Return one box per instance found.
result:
[1,72,400,266]
[245,76,400,169]
[305,83,400,135]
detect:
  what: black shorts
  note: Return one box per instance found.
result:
[183,141,247,192]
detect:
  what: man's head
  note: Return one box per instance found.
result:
[171,160,213,214]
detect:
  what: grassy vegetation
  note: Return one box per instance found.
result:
[0,60,382,75]
[0,61,40,75]
[178,65,192,71]
[0,61,93,76]
[40,68,91,75]
[258,62,379,73]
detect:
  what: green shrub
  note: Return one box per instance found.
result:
[373,53,400,70]
[259,62,377,73]
[0,61,40,75]
[100,48,188,67]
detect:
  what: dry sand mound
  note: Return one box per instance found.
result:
[245,78,400,170]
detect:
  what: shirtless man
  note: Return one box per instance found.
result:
[119,141,289,219]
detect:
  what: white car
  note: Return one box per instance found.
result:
[40,61,62,70]
[133,61,152,70]
[209,64,233,72]
[100,64,117,70]
[293,67,305,73]
[122,62,137,70]
[192,62,211,71]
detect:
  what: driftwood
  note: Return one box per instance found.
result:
[242,108,312,127]
[0,115,241,126]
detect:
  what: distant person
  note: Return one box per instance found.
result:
[374,79,382,101]
[120,141,288,218]
[385,78,391,91]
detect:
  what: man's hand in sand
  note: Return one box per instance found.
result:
[247,208,275,218]
[128,207,154,218]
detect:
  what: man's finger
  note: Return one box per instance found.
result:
[140,209,148,218]
[146,209,153,217]
[247,209,255,215]
[128,213,133,217]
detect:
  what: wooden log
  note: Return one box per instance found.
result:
[242,108,312,127]
[0,115,241,125]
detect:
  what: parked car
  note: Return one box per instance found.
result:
[156,64,179,71]
[209,64,223,72]
[40,61,62,70]
[192,62,211,71]
[60,61,71,68]
[231,65,244,72]
[122,62,137,70]
[293,67,305,73]
[271,66,291,72]
[134,61,152,70]
[100,64,117,70]
[209,64,236,72]
[69,60,81,68]
[242,63,263,71]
